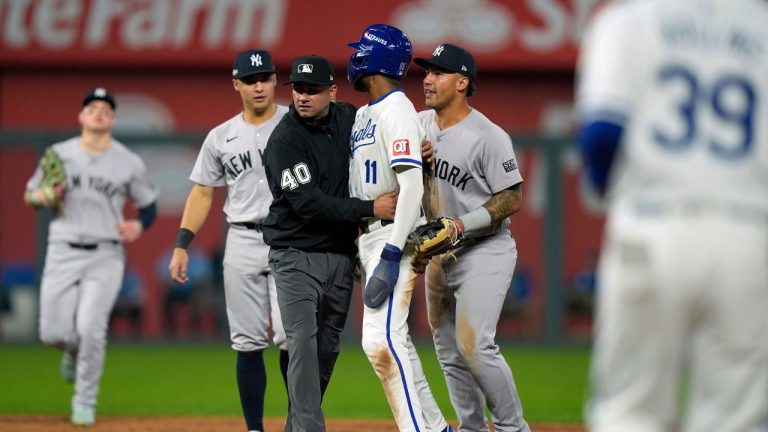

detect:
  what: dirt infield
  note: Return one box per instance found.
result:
[0,415,585,431]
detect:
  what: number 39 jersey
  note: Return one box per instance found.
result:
[577,0,768,212]
[349,89,424,201]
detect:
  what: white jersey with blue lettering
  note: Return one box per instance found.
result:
[578,0,768,213]
[190,105,289,224]
[350,89,449,432]
[349,89,424,201]
[578,0,768,429]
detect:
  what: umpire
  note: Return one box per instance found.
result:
[262,55,396,432]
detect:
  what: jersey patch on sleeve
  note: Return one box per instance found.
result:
[392,139,410,156]
[503,159,517,173]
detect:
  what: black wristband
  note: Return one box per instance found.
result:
[175,228,195,249]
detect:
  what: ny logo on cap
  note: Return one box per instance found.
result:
[298,64,313,73]
[251,54,262,67]
[94,87,108,97]
[432,45,445,57]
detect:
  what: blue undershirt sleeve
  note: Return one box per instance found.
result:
[579,120,624,195]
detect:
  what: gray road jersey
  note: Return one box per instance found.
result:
[26,137,159,243]
[419,109,523,234]
[190,105,288,223]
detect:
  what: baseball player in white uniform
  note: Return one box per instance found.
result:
[413,45,529,432]
[578,0,768,430]
[168,50,288,432]
[347,24,453,432]
[24,87,159,426]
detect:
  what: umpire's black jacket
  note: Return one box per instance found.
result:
[263,102,373,256]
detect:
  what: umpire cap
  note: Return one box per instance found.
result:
[414,43,477,83]
[285,55,335,86]
[232,49,276,79]
[82,87,116,110]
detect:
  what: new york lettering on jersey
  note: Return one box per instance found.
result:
[432,157,473,191]
[222,150,254,180]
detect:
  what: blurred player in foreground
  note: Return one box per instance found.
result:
[25,87,159,426]
[578,0,768,430]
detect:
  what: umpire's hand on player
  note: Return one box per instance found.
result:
[117,220,144,243]
[372,191,398,220]
[168,248,190,284]
[364,243,403,308]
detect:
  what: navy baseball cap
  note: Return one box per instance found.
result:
[82,87,116,110]
[285,55,335,86]
[414,43,477,83]
[232,49,276,79]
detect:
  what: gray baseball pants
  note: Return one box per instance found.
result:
[38,241,124,410]
[268,247,354,432]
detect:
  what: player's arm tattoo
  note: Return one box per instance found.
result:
[483,183,522,223]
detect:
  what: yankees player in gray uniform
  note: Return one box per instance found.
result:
[414,45,529,431]
[24,87,159,426]
[168,49,288,432]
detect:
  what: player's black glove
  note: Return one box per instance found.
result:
[363,243,402,309]
[408,217,464,258]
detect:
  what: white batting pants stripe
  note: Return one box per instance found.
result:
[385,293,421,431]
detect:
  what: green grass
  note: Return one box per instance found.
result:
[0,342,589,422]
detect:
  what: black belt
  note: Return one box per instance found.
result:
[68,240,119,250]
[232,222,263,231]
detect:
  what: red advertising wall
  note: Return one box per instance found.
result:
[0,0,606,340]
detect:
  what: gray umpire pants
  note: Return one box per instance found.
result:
[268,247,354,432]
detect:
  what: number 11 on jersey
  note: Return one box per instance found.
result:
[365,159,377,184]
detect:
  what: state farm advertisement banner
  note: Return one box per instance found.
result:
[0,0,601,70]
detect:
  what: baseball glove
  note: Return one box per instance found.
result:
[39,147,67,206]
[408,217,464,258]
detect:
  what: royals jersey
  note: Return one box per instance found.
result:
[26,138,159,243]
[190,105,289,223]
[577,0,768,212]
[419,109,522,234]
[349,90,424,200]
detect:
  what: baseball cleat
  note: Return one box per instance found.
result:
[60,351,76,383]
[71,405,95,426]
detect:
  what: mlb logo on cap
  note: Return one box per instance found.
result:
[286,55,335,86]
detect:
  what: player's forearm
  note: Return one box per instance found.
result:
[458,183,522,238]
[137,202,157,230]
[483,184,522,223]
[286,188,373,222]
[179,184,215,233]
[387,167,423,250]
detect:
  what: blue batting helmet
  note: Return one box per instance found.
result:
[347,24,413,89]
